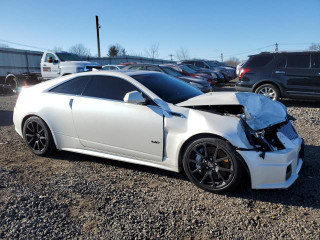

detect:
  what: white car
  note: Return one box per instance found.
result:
[13,71,303,192]
[101,65,125,70]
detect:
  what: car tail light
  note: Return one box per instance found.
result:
[239,68,250,79]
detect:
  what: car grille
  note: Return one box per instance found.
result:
[278,122,299,140]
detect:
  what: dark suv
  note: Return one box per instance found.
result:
[236,51,320,100]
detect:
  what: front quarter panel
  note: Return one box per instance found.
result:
[163,106,251,170]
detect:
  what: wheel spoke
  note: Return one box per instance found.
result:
[27,124,34,133]
[193,149,204,158]
[218,167,233,173]
[200,171,209,184]
[202,143,208,157]
[215,156,229,163]
[36,123,42,133]
[216,171,226,182]
[191,167,201,174]
[188,159,198,164]
[213,147,219,160]
[208,171,215,187]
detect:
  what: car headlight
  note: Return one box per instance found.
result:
[76,67,84,73]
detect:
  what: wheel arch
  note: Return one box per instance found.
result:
[177,133,251,182]
[21,114,59,149]
[253,80,283,97]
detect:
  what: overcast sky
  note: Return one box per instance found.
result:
[1,0,319,61]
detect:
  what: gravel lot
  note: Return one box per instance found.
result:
[0,88,319,239]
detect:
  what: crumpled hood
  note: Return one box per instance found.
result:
[177,92,287,130]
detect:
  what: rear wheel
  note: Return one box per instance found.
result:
[5,76,18,91]
[255,84,280,101]
[23,117,55,156]
[183,138,244,193]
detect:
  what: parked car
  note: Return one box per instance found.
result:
[235,51,320,101]
[123,63,212,92]
[165,64,217,86]
[179,60,236,81]
[14,71,304,193]
[187,64,226,83]
[102,65,125,70]
[236,60,247,77]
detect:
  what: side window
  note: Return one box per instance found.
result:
[286,54,310,68]
[311,54,320,68]
[146,66,161,72]
[45,53,57,62]
[83,75,140,101]
[195,62,205,68]
[246,56,273,68]
[129,65,144,70]
[49,76,90,95]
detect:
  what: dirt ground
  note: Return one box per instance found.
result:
[0,90,319,239]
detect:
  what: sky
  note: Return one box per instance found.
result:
[0,0,319,61]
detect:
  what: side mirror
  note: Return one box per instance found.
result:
[53,59,59,63]
[123,91,146,104]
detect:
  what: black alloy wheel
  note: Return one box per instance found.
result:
[183,138,244,193]
[23,116,55,156]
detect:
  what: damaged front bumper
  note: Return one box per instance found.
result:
[237,137,304,189]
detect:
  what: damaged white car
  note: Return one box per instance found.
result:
[13,71,304,192]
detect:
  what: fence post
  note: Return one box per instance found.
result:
[25,51,29,73]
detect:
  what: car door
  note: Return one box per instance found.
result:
[41,53,60,79]
[311,53,320,95]
[276,53,315,96]
[44,76,91,146]
[72,75,164,162]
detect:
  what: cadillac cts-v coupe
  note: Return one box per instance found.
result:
[13,71,303,192]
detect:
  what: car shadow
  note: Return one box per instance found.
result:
[52,144,320,209]
[0,110,13,126]
[280,99,320,108]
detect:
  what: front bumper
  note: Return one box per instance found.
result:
[237,137,304,189]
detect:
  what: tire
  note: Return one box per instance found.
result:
[5,76,18,91]
[23,116,56,156]
[255,84,280,101]
[183,138,244,193]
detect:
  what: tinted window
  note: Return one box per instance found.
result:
[311,54,320,68]
[161,67,184,77]
[246,55,273,68]
[195,61,205,68]
[83,75,139,101]
[132,73,202,104]
[50,76,90,95]
[128,65,144,70]
[56,53,82,61]
[286,54,310,68]
[146,66,162,72]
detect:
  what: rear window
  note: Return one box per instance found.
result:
[286,54,310,68]
[245,55,273,68]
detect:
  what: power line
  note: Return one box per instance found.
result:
[0,38,50,51]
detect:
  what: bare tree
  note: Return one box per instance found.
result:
[308,43,320,51]
[175,47,190,60]
[0,43,9,48]
[225,57,241,67]
[145,43,159,59]
[69,44,91,57]
[107,44,127,57]
[52,46,63,52]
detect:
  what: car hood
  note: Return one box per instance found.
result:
[177,92,287,130]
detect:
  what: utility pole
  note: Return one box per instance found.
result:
[95,15,101,58]
[275,42,278,52]
[169,54,173,62]
[221,53,223,62]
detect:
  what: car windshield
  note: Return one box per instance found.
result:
[206,61,219,67]
[179,65,197,73]
[161,67,184,77]
[56,53,83,61]
[132,73,202,104]
[187,65,201,71]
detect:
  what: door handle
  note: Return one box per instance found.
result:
[43,64,47,66]
[275,71,285,74]
[69,99,73,109]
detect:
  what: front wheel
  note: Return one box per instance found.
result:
[23,116,56,156]
[255,84,280,101]
[183,138,244,193]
